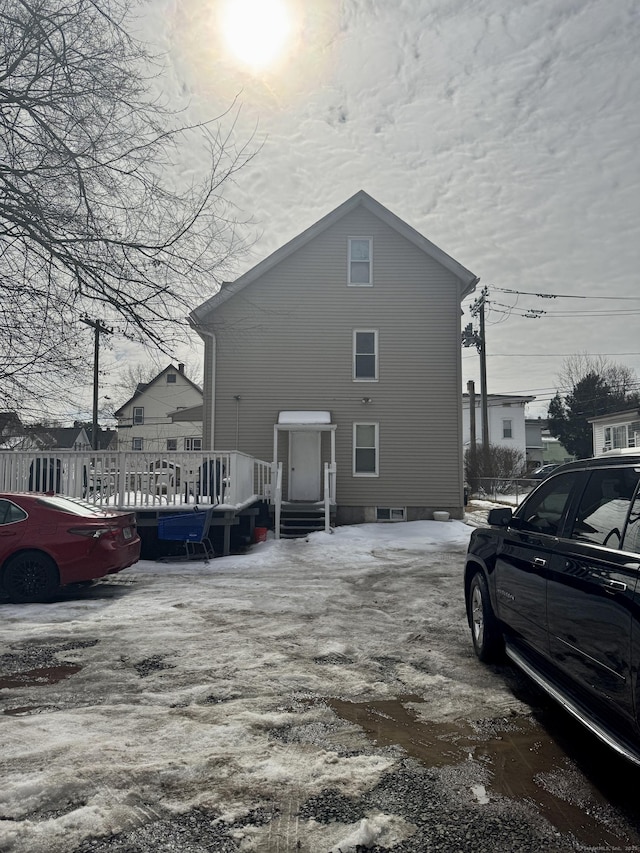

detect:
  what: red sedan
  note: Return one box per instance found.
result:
[0,492,141,603]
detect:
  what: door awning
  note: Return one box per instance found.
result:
[277,411,332,425]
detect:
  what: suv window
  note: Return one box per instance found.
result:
[568,468,640,548]
[517,472,579,535]
[622,490,640,554]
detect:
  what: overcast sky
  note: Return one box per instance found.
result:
[98,0,640,420]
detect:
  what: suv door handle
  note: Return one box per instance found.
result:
[533,557,546,567]
[605,580,627,594]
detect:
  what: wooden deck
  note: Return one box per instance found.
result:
[0,450,273,556]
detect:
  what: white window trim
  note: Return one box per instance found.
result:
[353,421,379,477]
[353,329,378,382]
[348,236,373,286]
[502,419,513,439]
[185,438,202,451]
[133,406,144,425]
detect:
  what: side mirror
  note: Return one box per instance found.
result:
[487,507,513,527]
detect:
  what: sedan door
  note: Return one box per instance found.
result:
[493,472,581,657]
[0,498,28,559]
[547,467,640,725]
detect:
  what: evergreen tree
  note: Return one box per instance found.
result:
[548,372,627,458]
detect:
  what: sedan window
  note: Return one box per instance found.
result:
[0,499,27,524]
[569,468,640,548]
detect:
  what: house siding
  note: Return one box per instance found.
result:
[201,206,467,517]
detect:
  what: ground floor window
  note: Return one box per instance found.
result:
[353,422,378,476]
[132,437,143,451]
[166,438,177,451]
[185,438,202,451]
[376,507,405,521]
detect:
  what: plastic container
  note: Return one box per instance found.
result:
[433,511,450,522]
[254,526,268,543]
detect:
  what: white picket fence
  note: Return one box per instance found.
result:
[0,450,273,510]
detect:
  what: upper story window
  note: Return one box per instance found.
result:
[133,406,144,425]
[348,237,372,286]
[167,373,177,383]
[353,330,378,381]
[132,437,143,451]
[502,419,513,439]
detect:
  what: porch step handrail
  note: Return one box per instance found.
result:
[324,462,336,532]
[274,462,283,540]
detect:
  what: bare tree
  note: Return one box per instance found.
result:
[0,0,253,412]
[557,353,638,397]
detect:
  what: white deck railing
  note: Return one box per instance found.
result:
[0,450,272,510]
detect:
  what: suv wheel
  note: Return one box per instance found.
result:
[468,571,503,662]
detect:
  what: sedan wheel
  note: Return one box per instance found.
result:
[3,551,60,603]
[468,571,503,662]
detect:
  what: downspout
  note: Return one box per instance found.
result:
[189,319,216,451]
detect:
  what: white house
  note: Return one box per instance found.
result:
[114,364,203,453]
[589,408,640,457]
[462,393,535,461]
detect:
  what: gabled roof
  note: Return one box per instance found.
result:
[167,404,203,422]
[39,426,87,450]
[114,364,202,417]
[588,407,640,424]
[189,190,479,325]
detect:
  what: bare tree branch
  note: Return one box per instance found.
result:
[0,0,255,412]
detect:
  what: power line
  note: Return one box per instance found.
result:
[490,286,640,301]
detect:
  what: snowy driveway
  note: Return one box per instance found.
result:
[1,520,640,852]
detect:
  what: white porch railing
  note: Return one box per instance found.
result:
[0,451,272,510]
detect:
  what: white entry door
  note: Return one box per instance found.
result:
[289,431,321,500]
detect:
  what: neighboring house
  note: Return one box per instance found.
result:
[0,416,91,451]
[0,412,32,450]
[462,394,535,462]
[84,425,118,451]
[589,408,640,457]
[189,190,479,523]
[35,425,91,450]
[114,364,203,452]
[525,418,575,468]
[525,418,544,468]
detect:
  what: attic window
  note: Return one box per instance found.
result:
[348,238,372,286]
[167,373,177,383]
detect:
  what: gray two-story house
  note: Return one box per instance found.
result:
[189,191,478,526]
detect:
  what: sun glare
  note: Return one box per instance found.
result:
[220,0,294,72]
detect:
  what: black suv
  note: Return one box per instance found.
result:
[464,452,640,764]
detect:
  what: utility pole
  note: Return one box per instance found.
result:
[81,317,113,450]
[462,286,490,454]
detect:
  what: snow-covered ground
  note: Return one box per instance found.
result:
[2,512,631,852]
